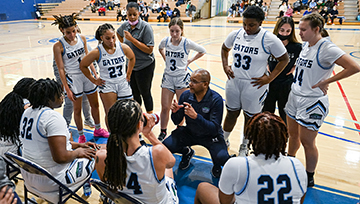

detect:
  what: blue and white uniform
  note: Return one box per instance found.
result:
[285,38,345,131]
[58,34,97,98]
[219,154,307,204]
[97,42,132,99]
[159,36,206,93]
[223,28,286,115]
[120,145,179,204]
[19,107,94,193]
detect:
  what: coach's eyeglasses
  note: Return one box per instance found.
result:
[189,79,206,84]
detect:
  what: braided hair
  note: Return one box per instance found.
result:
[27,78,63,109]
[51,13,78,30]
[245,112,288,160]
[301,12,325,33]
[13,77,35,99]
[0,92,24,146]
[104,99,142,190]
[95,23,115,43]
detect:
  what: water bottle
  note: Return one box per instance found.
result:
[143,113,160,127]
[83,181,92,197]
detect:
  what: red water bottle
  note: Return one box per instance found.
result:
[143,113,159,127]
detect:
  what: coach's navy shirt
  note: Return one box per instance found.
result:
[171,88,224,138]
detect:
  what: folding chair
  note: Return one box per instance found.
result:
[5,152,89,204]
[2,155,22,182]
[90,179,144,204]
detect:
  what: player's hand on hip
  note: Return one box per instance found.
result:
[251,74,271,89]
[312,80,329,95]
[94,77,105,86]
[171,99,184,113]
[183,102,197,119]
[224,65,235,79]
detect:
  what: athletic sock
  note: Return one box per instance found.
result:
[78,130,84,136]
[95,124,100,130]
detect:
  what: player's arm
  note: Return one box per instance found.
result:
[117,32,124,43]
[221,43,234,79]
[53,42,74,101]
[81,35,98,79]
[48,136,96,163]
[122,43,136,82]
[251,52,289,88]
[159,47,166,61]
[219,191,235,204]
[80,49,104,86]
[312,54,360,94]
[187,40,206,66]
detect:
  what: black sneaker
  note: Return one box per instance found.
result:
[179,148,195,170]
[211,165,222,178]
[158,132,167,142]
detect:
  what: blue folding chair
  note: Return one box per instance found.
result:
[90,179,144,204]
[5,152,89,204]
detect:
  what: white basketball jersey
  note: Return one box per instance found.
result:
[231,28,271,79]
[121,146,174,204]
[291,38,345,97]
[219,154,307,204]
[97,42,127,83]
[59,34,86,75]
[163,37,189,77]
[20,107,72,170]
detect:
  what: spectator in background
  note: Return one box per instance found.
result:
[277,2,287,18]
[116,8,122,21]
[157,8,168,22]
[107,0,114,10]
[114,0,120,8]
[302,0,309,9]
[261,2,268,18]
[171,6,181,19]
[166,8,173,18]
[284,5,293,17]
[121,6,127,21]
[317,0,325,9]
[324,0,334,9]
[140,2,150,22]
[98,6,106,16]
[176,0,185,7]
[186,3,196,17]
[329,5,342,24]
[293,0,302,14]
[303,7,312,15]
[320,6,329,23]
[309,0,317,9]
[152,1,160,13]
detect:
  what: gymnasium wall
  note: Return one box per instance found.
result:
[0,0,63,21]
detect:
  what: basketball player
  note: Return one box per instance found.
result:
[158,18,206,141]
[221,6,289,155]
[19,78,103,193]
[95,99,179,204]
[194,112,307,204]
[285,13,360,187]
[52,13,109,143]
[80,23,135,130]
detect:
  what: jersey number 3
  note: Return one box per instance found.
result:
[127,172,143,194]
[258,174,292,204]
[21,117,34,140]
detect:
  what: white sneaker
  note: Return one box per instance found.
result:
[238,144,248,157]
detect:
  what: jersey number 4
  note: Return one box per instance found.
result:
[258,174,292,204]
[21,117,34,140]
[234,53,252,70]
[127,172,143,194]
